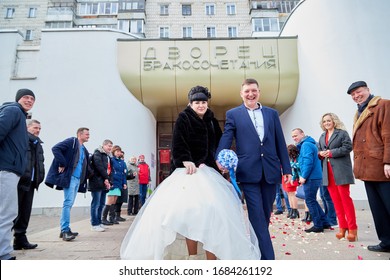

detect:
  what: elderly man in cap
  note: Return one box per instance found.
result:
[347,81,390,253]
[0,89,36,260]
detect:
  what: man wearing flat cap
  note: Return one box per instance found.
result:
[0,88,36,260]
[347,81,390,253]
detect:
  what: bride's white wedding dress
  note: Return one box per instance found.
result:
[120,166,260,260]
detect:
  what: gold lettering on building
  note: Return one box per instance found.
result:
[143,45,276,71]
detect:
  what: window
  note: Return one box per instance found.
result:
[159,27,169,38]
[28,7,37,18]
[119,19,143,33]
[277,1,299,13]
[78,3,99,15]
[206,27,216,38]
[25,30,33,41]
[130,19,144,33]
[45,21,72,28]
[253,18,279,32]
[226,4,236,15]
[119,0,145,11]
[100,2,118,15]
[205,4,215,15]
[182,4,191,16]
[6,8,15,18]
[182,27,192,38]
[118,19,129,32]
[160,4,169,15]
[228,26,237,38]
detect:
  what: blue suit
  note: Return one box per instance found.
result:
[216,104,291,260]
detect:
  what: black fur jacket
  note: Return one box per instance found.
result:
[171,105,222,171]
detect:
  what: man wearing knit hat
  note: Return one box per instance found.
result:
[0,88,35,260]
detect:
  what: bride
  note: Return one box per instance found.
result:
[120,86,260,260]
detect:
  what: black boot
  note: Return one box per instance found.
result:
[13,235,38,250]
[295,209,300,219]
[116,211,126,222]
[306,212,312,223]
[102,205,113,226]
[109,205,119,224]
[301,211,309,222]
[290,209,299,219]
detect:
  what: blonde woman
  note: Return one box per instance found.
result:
[318,113,357,241]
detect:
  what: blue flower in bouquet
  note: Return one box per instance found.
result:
[217,149,238,170]
[217,149,241,198]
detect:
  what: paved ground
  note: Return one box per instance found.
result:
[11,207,390,260]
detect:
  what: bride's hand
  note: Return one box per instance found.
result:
[183,161,196,174]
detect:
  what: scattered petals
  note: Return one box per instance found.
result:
[358,255,363,260]
[285,252,291,255]
[348,244,355,248]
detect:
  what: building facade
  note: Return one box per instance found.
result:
[0,0,300,43]
[2,0,386,212]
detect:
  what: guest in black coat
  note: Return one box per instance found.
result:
[13,120,45,250]
[88,139,113,230]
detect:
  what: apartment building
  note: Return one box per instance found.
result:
[0,0,300,44]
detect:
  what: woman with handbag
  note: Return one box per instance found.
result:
[318,113,357,241]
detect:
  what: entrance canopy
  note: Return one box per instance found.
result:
[117,37,299,121]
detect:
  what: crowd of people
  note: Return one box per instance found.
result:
[0,79,389,260]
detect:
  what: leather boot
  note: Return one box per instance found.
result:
[109,204,119,224]
[13,235,38,250]
[287,209,292,218]
[116,212,126,222]
[301,211,309,222]
[290,209,300,219]
[62,231,75,241]
[336,228,347,239]
[306,212,312,223]
[347,229,358,242]
[101,205,113,226]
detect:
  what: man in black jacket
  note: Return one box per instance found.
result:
[13,119,45,250]
[0,89,35,260]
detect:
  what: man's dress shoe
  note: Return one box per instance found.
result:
[367,244,390,253]
[13,242,38,250]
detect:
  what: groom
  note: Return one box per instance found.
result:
[216,78,291,260]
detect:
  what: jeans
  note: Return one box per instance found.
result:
[275,184,291,211]
[90,190,106,226]
[304,179,330,228]
[0,171,20,260]
[60,176,80,232]
[319,185,337,225]
[139,184,148,206]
